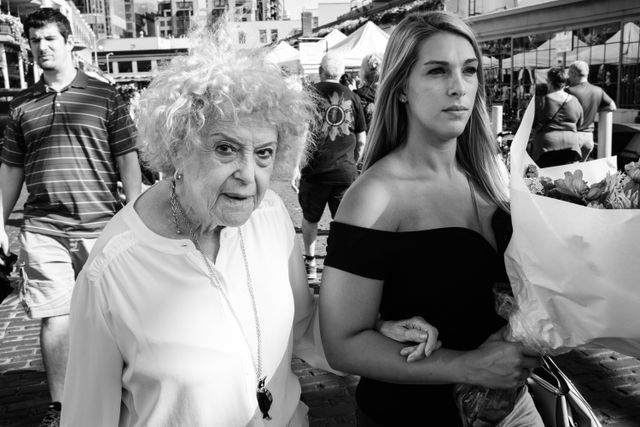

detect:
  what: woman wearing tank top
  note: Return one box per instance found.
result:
[531,67,584,167]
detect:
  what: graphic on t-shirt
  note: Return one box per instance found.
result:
[320,91,354,141]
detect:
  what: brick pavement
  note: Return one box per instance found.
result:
[1,180,639,426]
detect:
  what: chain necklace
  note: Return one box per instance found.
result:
[169,178,273,420]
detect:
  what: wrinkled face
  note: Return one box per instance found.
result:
[404,31,478,143]
[180,119,278,229]
[28,23,73,72]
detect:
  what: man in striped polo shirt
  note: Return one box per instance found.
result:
[0,9,140,426]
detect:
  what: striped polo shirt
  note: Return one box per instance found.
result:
[0,70,137,238]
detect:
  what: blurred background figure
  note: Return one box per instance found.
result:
[354,52,383,133]
[531,67,584,167]
[339,72,357,91]
[566,60,616,161]
[292,52,366,282]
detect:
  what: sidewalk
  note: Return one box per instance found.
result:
[1,181,639,426]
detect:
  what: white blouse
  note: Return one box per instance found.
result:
[61,189,331,427]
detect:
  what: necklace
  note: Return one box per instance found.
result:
[169,178,273,420]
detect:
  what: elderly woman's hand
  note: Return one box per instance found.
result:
[376,316,442,362]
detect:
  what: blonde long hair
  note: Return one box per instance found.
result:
[363,11,509,212]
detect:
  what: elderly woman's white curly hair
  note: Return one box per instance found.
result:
[136,25,315,177]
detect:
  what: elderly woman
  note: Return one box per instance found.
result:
[60,28,436,427]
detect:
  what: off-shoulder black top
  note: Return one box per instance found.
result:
[324,209,512,426]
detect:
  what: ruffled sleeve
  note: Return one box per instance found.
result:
[324,221,394,280]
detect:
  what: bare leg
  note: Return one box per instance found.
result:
[301,218,318,257]
[41,314,70,402]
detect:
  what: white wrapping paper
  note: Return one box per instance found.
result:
[505,100,640,357]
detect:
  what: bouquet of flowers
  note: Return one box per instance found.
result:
[504,102,640,357]
[456,101,640,426]
[523,162,640,210]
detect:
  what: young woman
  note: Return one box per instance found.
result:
[319,11,543,426]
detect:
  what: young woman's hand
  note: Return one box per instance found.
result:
[459,331,542,389]
[377,316,442,362]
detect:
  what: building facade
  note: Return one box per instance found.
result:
[97,36,191,85]
[0,0,97,89]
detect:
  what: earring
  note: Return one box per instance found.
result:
[174,170,183,181]
[399,94,407,103]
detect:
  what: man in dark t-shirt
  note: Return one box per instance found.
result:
[566,60,616,161]
[293,52,366,280]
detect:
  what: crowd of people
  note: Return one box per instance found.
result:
[0,6,622,427]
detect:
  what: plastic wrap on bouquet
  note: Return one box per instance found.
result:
[506,99,640,357]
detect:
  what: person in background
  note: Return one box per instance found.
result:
[354,52,382,133]
[339,73,357,91]
[292,52,366,281]
[566,60,616,161]
[319,11,543,426]
[61,26,438,427]
[531,67,584,167]
[0,9,140,426]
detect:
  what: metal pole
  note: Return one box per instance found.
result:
[597,111,613,159]
[106,52,113,74]
[93,38,98,66]
[491,105,503,136]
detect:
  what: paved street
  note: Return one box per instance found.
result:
[1,180,640,426]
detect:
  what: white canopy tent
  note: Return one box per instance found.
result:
[506,35,587,69]
[322,29,347,49]
[482,55,500,69]
[265,41,301,72]
[326,21,389,68]
[578,22,640,65]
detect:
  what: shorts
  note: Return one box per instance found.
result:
[18,231,96,319]
[536,149,581,168]
[298,179,349,223]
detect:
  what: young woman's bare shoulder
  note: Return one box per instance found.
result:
[334,167,400,231]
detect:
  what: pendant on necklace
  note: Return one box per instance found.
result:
[256,376,273,420]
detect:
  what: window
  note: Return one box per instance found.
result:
[270,29,278,42]
[118,61,133,73]
[137,60,152,72]
[259,29,267,44]
[238,31,246,45]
